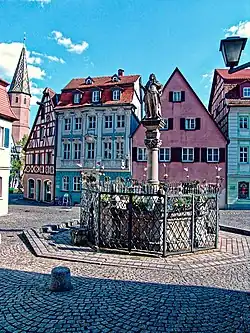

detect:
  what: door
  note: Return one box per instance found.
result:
[44,180,52,202]
[36,180,41,201]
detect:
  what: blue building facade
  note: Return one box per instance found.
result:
[55,70,142,204]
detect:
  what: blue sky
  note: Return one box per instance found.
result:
[0,0,250,126]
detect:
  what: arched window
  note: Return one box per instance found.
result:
[28,179,35,199]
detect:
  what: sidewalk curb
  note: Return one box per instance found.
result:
[219,225,250,236]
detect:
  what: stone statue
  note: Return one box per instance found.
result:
[142,73,163,119]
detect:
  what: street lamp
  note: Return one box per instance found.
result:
[219,36,249,73]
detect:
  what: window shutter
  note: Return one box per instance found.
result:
[4,128,9,148]
[169,91,173,102]
[171,147,181,162]
[201,148,207,162]
[168,118,173,130]
[132,147,137,161]
[194,148,200,162]
[180,118,185,130]
[219,148,226,163]
[195,118,201,130]
[181,91,185,102]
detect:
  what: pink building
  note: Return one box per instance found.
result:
[132,68,227,207]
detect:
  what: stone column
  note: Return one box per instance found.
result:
[142,118,164,187]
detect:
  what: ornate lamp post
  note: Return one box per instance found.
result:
[219,36,249,73]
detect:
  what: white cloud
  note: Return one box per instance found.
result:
[202,70,213,83]
[0,42,46,80]
[50,30,89,54]
[30,95,40,106]
[225,21,250,38]
[30,81,44,96]
[32,51,65,64]
[27,0,51,7]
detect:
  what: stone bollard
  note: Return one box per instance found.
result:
[50,266,72,292]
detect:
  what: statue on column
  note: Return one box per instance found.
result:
[142,74,163,119]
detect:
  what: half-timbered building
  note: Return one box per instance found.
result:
[23,88,59,202]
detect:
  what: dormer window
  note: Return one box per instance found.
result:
[111,74,120,82]
[92,90,100,102]
[85,76,93,85]
[73,93,81,104]
[243,87,250,98]
[113,89,120,101]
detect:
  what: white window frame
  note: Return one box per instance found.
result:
[63,143,71,160]
[62,176,69,191]
[73,93,81,104]
[0,127,4,147]
[104,115,113,129]
[185,118,196,130]
[239,116,248,129]
[243,87,250,98]
[116,140,124,159]
[113,90,120,101]
[207,148,219,163]
[92,90,100,102]
[88,116,96,129]
[182,148,194,162]
[64,118,71,131]
[240,146,248,163]
[73,143,81,160]
[137,148,147,161]
[163,118,168,129]
[86,78,92,85]
[73,176,81,191]
[173,91,182,102]
[87,142,95,159]
[74,117,82,130]
[159,148,170,162]
[103,141,112,159]
[117,115,125,128]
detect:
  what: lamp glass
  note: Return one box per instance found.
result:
[220,37,247,68]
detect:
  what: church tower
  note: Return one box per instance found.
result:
[8,46,31,143]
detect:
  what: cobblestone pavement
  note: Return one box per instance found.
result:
[0,199,249,332]
[220,210,250,231]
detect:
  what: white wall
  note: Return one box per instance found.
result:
[0,117,12,215]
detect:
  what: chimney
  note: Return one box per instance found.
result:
[118,69,124,76]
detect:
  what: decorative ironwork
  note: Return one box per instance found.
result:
[79,180,218,256]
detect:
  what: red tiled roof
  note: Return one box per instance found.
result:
[0,78,18,121]
[56,74,140,109]
[216,69,250,80]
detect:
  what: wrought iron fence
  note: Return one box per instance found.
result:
[79,181,219,256]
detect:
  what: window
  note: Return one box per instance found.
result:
[105,115,112,129]
[32,153,36,164]
[240,147,248,163]
[113,90,120,100]
[116,140,124,159]
[88,116,96,129]
[62,176,69,191]
[37,153,41,164]
[239,116,248,129]
[85,77,92,85]
[137,148,147,161]
[159,148,170,162]
[87,142,95,159]
[0,177,2,197]
[40,127,45,139]
[207,148,219,162]
[92,90,100,102]
[24,97,26,104]
[74,117,82,130]
[48,127,53,136]
[0,127,4,147]
[243,87,250,98]
[63,143,71,160]
[46,152,52,164]
[185,119,196,130]
[182,148,194,162]
[28,179,35,199]
[163,119,168,129]
[238,182,249,199]
[15,96,18,103]
[41,107,45,120]
[73,176,81,191]
[73,93,81,104]
[104,142,112,159]
[112,75,119,82]
[73,143,81,159]
[117,115,125,128]
[64,118,71,131]
[173,91,182,102]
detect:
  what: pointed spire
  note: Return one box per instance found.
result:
[9,45,31,96]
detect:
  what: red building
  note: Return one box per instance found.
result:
[23,88,59,202]
[132,68,227,207]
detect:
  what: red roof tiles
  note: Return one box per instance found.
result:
[216,69,250,80]
[0,78,18,122]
